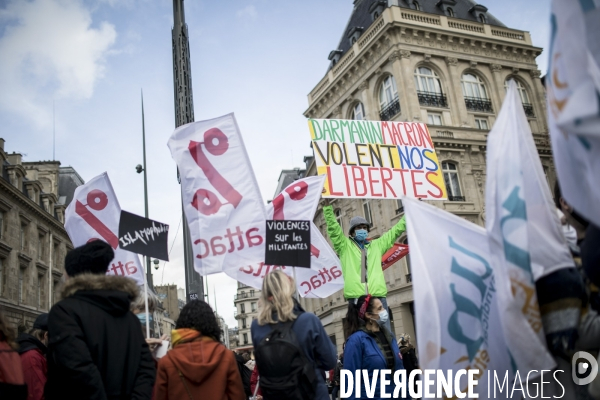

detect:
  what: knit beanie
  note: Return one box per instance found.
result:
[65,240,115,277]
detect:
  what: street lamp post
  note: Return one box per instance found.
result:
[136,91,153,290]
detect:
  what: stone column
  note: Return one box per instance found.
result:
[529,69,548,132]
[359,80,377,120]
[445,57,469,126]
[391,50,413,120]
[490,63,506,107]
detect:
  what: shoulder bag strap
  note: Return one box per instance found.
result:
[361,247,368,294]
[177,369,194,400]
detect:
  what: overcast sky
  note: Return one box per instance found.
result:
[0,0,551,329]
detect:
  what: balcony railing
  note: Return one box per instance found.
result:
[406,273,412,283]
[522,103,535,118]
[417,91,448,108]
[379,98,401,121]
[234,292,258,301]
[464,97,493,113]
[448,195,466,202]
[234,312,247,320]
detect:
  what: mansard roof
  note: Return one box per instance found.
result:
[330,0,506,68]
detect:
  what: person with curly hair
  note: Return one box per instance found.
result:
[153,300,245,400]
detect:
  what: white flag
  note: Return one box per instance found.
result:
[547,0,600,226]
[405,198,514,398]
[485,81,559,372]
[168,114,266,276]
[64,173,145,285]
[226,175,344,298]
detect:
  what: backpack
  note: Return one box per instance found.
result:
[254,317,318,400]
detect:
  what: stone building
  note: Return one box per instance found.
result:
[0,139,83,332]
[155,284,182,322]
[300,0,553,353]
[233,281,260,352]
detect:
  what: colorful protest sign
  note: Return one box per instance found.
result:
[225,175,344,298]
[168,114,267,276]
[308,118,447,200]
[64,172,145,285]
[485,81,559,373]
[547,0,600,227]
[405,198,514,398]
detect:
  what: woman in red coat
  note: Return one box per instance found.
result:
[0,310,27,399]
[153,300,245,400]
[17,313,48,400]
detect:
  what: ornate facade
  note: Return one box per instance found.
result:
[300,0,553,353]
[0,139,83,332]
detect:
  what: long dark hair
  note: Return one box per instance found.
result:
[344,295,376,339]
[176,300,222,342]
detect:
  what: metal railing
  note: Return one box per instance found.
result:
[406,274,412,283]
[417,91,448,108]
[464,97,493,113]
[523,103,535,118]
[379,98,401,121]
[448,196,466,202]
[234,292,258,300]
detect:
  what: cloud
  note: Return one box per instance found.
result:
[0,0,116,127]
[236,5,257,20]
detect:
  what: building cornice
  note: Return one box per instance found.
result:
[0,177,69,238]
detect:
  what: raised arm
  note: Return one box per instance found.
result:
[323,204,347,254]
[374,214,406,252]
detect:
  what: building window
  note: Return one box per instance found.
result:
[250,290,254,298]
[52,279,59,305]
[363,201,373,226]
[462,74,488,100]
[414,67,442,94]
[18,268,25,303]
[243,333,248,345]
[242,318,247,329]
[20,224,26,251]
[379,75,400,121]
[413,1,420,11]
[352,102,365,121]
[396,199,404,214]
[335,208,344,232]
[446,7,455,17]
[505,79,535,117]
[0,212,4,240]
[462,74,493,112]
[442,162,464,201]
[251,302,257,312]
[474,117,489,130]
[240,303,245,313]
[479,14,487,23]
[373,11,379,19]
[427,113,443,126]
[0,259,3,297]
[53,242,60,269]
[379,75,398,110]
[402,237,412,281]
[37,274,43,309]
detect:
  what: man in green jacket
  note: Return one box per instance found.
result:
[322,201,406,333]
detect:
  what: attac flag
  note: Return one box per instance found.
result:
[381,243,409,271]
[226,175,344,298]
[547,0,600,226]
[168,114,267,276]
[64,173,145,285]
[485,81,559,373]
[404,198,514,398]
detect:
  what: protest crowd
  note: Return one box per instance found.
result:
[1,0,600,399]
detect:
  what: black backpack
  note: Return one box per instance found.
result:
[254,318,318,400]
[235,354,252,396]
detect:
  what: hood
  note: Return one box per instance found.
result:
[167,338,230,384]
[60,273,139,316]
[16,333,46,355]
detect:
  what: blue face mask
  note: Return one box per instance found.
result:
[355,229,368,242]
[136,313,153,325]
